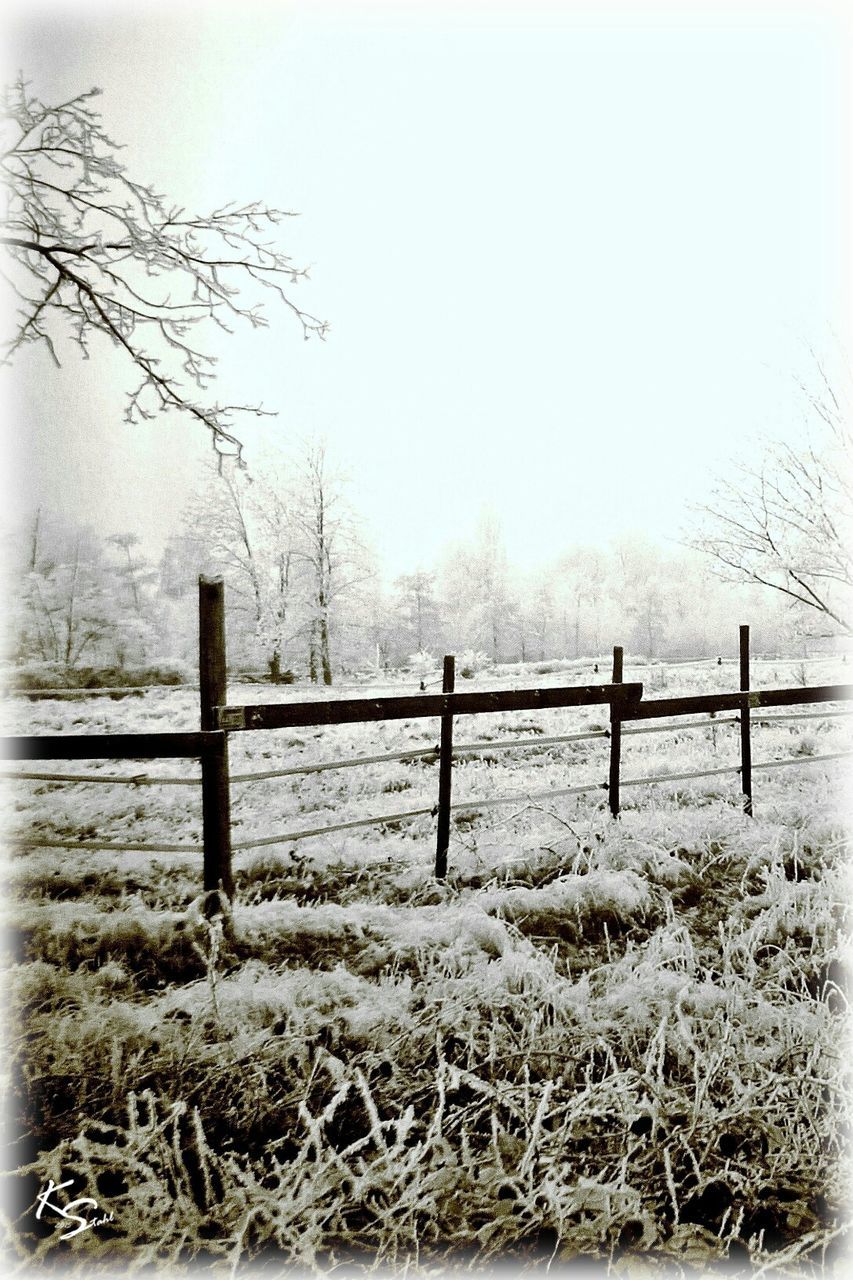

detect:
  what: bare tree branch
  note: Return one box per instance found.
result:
[1,75,328,461]
[686,368,852,636]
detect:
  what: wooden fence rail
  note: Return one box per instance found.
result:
[4,731,220,760]
[8,709,847,787]
[620,684,849,720]
[217,682,644,732]
[2,579,851,892]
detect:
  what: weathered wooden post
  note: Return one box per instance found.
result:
[199,576,234,896]
[739,624,753,816]
[608,645,623,818]
[434,654,456,879]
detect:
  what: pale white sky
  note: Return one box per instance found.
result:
[2,0,850,582]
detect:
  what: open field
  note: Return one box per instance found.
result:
[2,653,850,859]
[1,655,851,1275]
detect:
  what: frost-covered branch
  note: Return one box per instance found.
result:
[687,372,853,636]
[1,75,327,461]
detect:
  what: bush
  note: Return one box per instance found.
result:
[233,666,298,684]
[9,662,189,690]
[457,649,490,679]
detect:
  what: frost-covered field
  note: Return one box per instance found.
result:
[2,655,851,1276]
[2,654,850,862]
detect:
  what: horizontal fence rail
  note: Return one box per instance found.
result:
[0,769,202,786]
[452,729,610,752]
[216,682,644,732]
[9,836,201,854]
[620,684,850,721]
[3,709,850,787]
[1,731,222,761]
[8,753,852,857]
[231,746,439,783]
[752,708,853,723]
[620,752,853,791]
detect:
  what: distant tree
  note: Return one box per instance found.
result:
[14,512,115,668]
[356,583,401,673]
[440,517,542,661]
[688,367,852,636]
[179,459,302,675]
[253,475,299,681]
[554,548,608,657]
[105,532,160,664]
[394,570,440,653]
[180,441,372,681]
[290,440,371,685]
[475,515,516,662]
[439,513,516,661]
[107,533,147,615]
[518,572,555,662]
[1,75,326,462]
[437,543,475,655]
[612,537,671,661]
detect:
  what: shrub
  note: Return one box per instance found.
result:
[457,649,489,679]
[9,662,189,690]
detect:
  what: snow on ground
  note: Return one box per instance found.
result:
[2,654,850,868]
[3,653,850,1272]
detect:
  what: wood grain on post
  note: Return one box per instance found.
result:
[740,624,753,816]
[198,577,234,896]
[434,655,456,879]
[608,646,624,818]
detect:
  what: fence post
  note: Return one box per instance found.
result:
[608,646,623,818]
[199,576,234,896]
[434,654,456,879]
[739,624,753,817]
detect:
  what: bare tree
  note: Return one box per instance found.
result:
[554,548,608,658]
[178,441,372,681]
[522,573,554,662]
[179,460,301,675]
[292,442,344,685]
[688,371,852,636]
[1,75,327,461]
[15,516,115,669]
[611,537,672,662]
[182,465,264,622]
[105,532,159,663]
[394,570,439,653]
[440,514,513,661]
[254,482,297,682]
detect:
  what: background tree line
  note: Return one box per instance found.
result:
[6,434,834,688]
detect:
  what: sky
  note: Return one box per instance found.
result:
[1,0,850,583]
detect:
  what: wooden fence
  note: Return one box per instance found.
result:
[2,577,851,896]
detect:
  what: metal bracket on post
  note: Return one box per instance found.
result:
[218,707,246,731]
